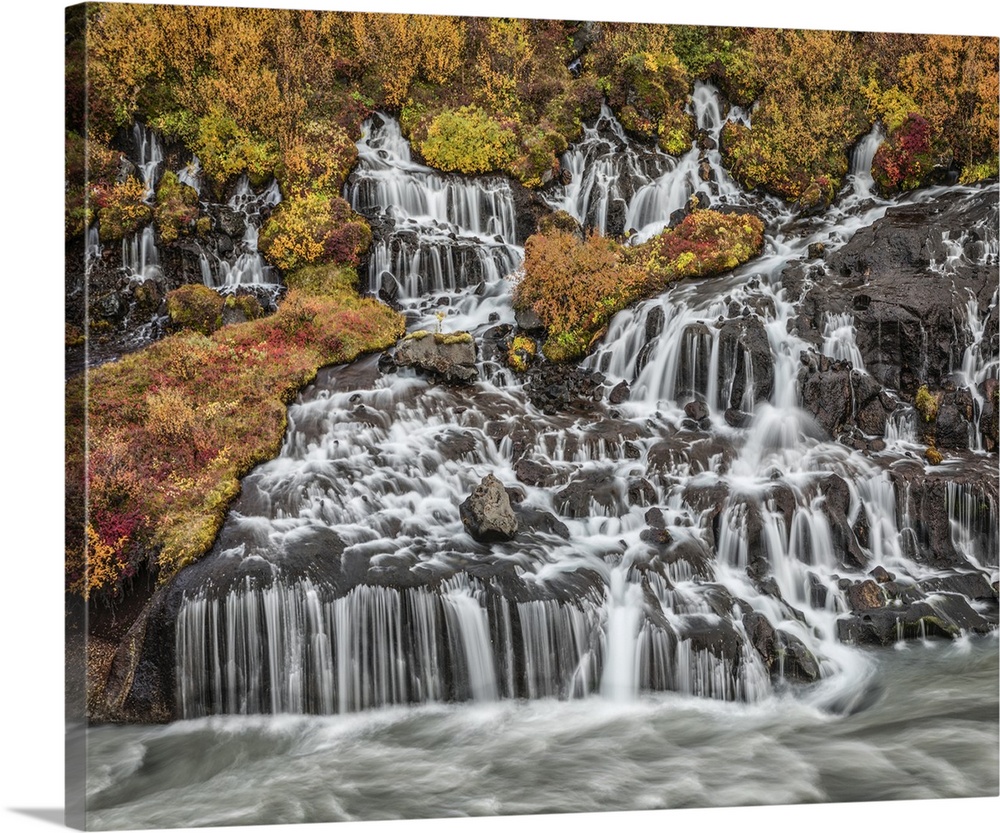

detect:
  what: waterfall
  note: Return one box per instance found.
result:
[200,175,283,288]
[822,312,866,371]
[168,86,999,721]
[85,224,101,262]
[121,225,162,282]
[177,155,202,195]
[546,82,751,242]
[346,115,522,333]
[132,122,164,198]
[957,288,1000,452]
[846,124,885,201]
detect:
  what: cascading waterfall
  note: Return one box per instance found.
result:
[546,83,752,242]
[119,122,283,292]
[822,312,866,371]
[201,175,282,288]
[117,124,166,283]
[132,122,164,197]
[845,124,884,202]
[345,115,522,333]
[121,225,162,283]
[171,87,999,721]
[957,287,1000,451]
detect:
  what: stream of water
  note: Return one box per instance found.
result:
[85,637,999,828]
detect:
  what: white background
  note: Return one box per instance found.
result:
[1,1,997,832]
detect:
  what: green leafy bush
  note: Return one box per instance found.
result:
[193,104,280,190]
[417,105,517,174]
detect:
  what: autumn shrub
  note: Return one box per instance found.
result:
[279,119,359,197]
[631,210,765,282]
[417,106,518,175]
[154,171,200,243]
[587,24,694,156]
[515,210,764,362]
[506,124,569,187]
[514,230,645,362]
[259,193,372,272]
[67,274,405,601]
[872,113,952,193]
[92,176,152,241]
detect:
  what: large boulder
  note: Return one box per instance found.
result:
[459,473,519,543]
[394,330,478,384]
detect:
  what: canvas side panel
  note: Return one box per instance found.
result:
[65,3,91,830]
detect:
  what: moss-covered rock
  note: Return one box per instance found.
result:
[166,284,225,335]
[507,335,537,372]
[915,384,940,422]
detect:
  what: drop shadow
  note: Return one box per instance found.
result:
[7,808,65,827]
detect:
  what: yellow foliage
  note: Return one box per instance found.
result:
[145,387,197,442]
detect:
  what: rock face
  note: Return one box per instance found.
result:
[394,331,478,383]
[460,474,519,543]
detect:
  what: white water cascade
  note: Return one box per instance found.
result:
[345,115,523,333]
[200,175,283,288]
[170,90,999,720]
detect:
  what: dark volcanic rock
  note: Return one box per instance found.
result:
[798,189,998,396]
[555,468,625,518]
[524,363,606,414]
[460,473,519,543]
[934,387,975,450]
[718,315,773,408]
[394,331,478,384]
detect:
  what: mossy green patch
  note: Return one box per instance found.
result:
[166,284,225,335]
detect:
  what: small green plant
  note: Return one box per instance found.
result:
[507,335,537,372]
[915,385,940,422]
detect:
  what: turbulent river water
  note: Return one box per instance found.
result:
[84,638,998,828]
[83,83,999,828]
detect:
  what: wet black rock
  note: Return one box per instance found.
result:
[718,315,774,407]
[555,468,624,518]
[514,458,556,488]
[934,387,975,450]
[523,363,606,415]
[838,594,995,645]
[394,331,478,384]
[608,380,631,405]
[459,473,519,543]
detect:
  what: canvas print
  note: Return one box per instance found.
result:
[65,2,999,829]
